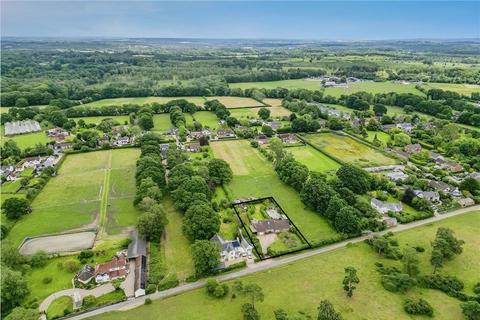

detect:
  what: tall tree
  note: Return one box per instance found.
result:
[191,240,220,277]
[402,248,420,277]
[243,283,264,309]
[430,227,464,273]
[258,107,271,120]
[342,266,360,298]
[207,159,233,185]
[317,300,343,320]
[1,267,30,316]
[1,198,30,220]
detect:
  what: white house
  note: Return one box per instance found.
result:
[385,171,409,182]
[210,232,253,263]
[371,198,403,214]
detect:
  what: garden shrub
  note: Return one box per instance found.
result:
[145,298,152,305]
[158,273,179,291]
[145,284,157,295]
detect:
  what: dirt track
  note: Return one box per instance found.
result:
[19,231,96,255]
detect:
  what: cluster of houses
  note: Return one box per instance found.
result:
[370,198,402,227]
[1,155,59,181]
[305,76,367,87]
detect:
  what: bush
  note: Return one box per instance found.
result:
[414,246,425,253]
[461,301,480,320]
[381,273,417,292]
[145,284,157,295]
[78,250,94,261]
[145,298,152,305]
[404,298,434,317]
[205,278,229,298]
[473,282,480,295]
[420,274,464,293]
[30,251,48,268]
[158,273,179,291]
[42,277,52,284]
[63,259,80,272]
[83,295,97,308]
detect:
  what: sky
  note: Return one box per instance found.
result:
[1,1,479,40]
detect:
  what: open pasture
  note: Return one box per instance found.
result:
[7,149,140,246]
[206,96,265,108]
[420,82,480,96]
[210,140,337,244]
[70,115,130,125]
[92,212,480,320]
[229,106,291,119]
[82,96,206,108]
[305,133,399,167]
[287,145,340,172]
[192,111,220,129]
[365,130,391,144]
[262,98,283,107]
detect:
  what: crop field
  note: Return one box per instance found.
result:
[262,98,283,107]
[93,212,480,320]
[206,96,265,108]
[70,115,130,125]
[420,82,480,96]
[7,149,140,246]
[211,140,337,244]
[230,79,324,91]
[305,133,399,167]
[0,126,52,149]
[192,111,220,129]
[82,96,206,108]
[287,145,341,172]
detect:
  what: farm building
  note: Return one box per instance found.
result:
[127,230,147,297]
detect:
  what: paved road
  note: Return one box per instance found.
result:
[67,205,479,320]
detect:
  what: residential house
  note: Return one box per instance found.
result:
[404,144,422,154]
[365,165,405,172]
[381,124,397,132]
[0,166,14,178]
[47,127,69,140]
[441,161,464,173]
[256,135,270,145]
[382,216,398,227]
[76,265,95,284]
[189,129,211,140]
[429,151,445,163]
[186,142,201,153]
[468,172,480,183]
[428,180,461,197]
[396,123,414,133]
[127,230,147,298]
[458,197,475,208]
[37,156,56,171]
[370,198,403,214]
[278,133,298,144]
[318,119,327,128]
[385,171,409,182]
[250,219,291,235]
[210,232,253,264]
[413,190,440,202]
[53,141,74,151]
[216,129,236,139]
[94,253,129,284]
[159,144,170,158]
[113,136,130,146]
[264,121,282,130]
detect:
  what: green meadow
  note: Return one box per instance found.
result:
[287,145,341,172]
[1,126,52,150]
[82,96,206,108]
[92,211,480,320]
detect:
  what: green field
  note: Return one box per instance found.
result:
[287,145,341,172]
[230,80,424,97]
[211,140,337,244]
[161,198,195,281]
[365,131,391,144]
[420,82,480,96]
[229,106,291,119]
[6,149,140,246]
[192,111,220,129]
[152,114,173,132]
[47,296,73,319]
[92,211,480,320]
[206,96,265,108]
[70,115,130,125]
[262,98,283,107]
[1,126,53,150]
[82,96,206,108]
[305,133,399,167]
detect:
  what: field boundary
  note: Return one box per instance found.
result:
[232,196,312,261]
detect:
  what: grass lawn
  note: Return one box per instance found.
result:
[70,115,130,125]
[91,211,480,320]
[305,133,399,167]
[152,114,173,132]
[0,126,53,150]
[206,96,265,108]
[287,145,341,172]
[420,82,480,96]
[0,192,26,205]
[365,131,391,144]
[1,180,22,193]
[210,140,337,244]
[0,107,10,113]
[192,111,220,129]
[47,296,72,319]
[161,198,195,281]
[82,96,206,108]
[7,149,140,246]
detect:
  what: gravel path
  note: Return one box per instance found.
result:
[19,231,96,255]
